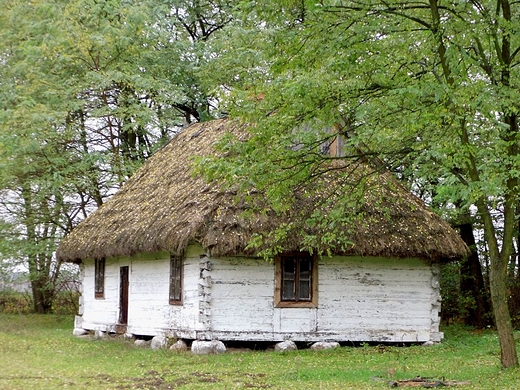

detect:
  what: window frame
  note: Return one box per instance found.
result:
[169,254,183,305]
[94,258,105,299]
[275,252,318,308]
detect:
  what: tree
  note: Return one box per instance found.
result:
[0,0,232,313]
[200,1,520,367]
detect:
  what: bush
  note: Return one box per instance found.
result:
[440,263,465,324]
[52,290,80,315]
[0,288,79,315]
[0,290,32,314]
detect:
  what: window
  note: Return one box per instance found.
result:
[275,253,318,308]
[94,258,105,299]
[169,254,183,305]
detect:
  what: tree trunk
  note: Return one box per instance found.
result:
[22,187,55,314]
[28,255,53,313]
[30,272,46,314]
[30,274,53,314]
[479,198,519,368]
[489,254,518,368]
[459,107,518,367]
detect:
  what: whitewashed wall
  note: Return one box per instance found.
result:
[209,255,441,342]
[316,256,442,342]
[80,257,119,328]
[76,244,442,342]
[78,245,206,338]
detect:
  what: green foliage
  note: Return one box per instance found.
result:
[1,314,520,389]
[200,0,520,366]
[0,0,232,313]
[440,262,477,325]
[207,0,520,218]
[0,289,79,315]
[51,290,80,315]
[0,291,32,315]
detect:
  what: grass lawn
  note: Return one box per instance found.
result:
[1,314,519,389]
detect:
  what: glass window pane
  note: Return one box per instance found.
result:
[283,280,295,300]
[299,280,311,300]
[300,259,311,280]
[170,255,182,302]
[95,258,105,297]
[175,276,181,300]
[283,258,295,281]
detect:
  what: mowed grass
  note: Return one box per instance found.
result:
[1,314,519,389]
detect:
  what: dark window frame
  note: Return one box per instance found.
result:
[275,253,318,308]
[169,254,183,305]
[94,258,105,299]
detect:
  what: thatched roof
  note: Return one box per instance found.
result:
[58,119,468,263]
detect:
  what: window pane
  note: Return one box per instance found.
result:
[283,258,295,281]
[281,258,295,300]
[283,280,295,300]
[299,259,311,280]
[299,280,311,300]
[95,258,105,298]
[174,275,181,300]
[170,255,182,303]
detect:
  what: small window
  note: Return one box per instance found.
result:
[275,253,318,308]
[94,258,105,299]
[169,254,183,305]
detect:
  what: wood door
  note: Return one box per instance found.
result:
[118,266,129,325]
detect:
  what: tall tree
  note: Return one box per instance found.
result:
[201,1,520,367]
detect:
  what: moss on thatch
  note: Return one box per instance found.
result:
[57,119,468,263]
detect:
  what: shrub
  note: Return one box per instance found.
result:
[0,290,32,314]
[52,290,80,315]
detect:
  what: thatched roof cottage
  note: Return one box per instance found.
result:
[58,119,467,344]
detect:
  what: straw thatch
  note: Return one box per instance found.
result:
[57,119,468,263]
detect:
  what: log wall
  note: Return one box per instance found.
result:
[76,244,442,342]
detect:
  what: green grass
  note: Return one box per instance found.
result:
[1,315,519,389]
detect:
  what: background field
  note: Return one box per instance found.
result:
[1,314,519,389]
